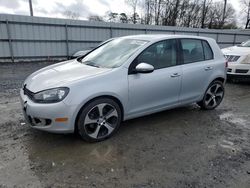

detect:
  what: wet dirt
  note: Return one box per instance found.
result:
[0,62,250,188]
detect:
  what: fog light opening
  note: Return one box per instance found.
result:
[45,119,52,125]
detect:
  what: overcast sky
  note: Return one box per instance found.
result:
[0,0,244,25]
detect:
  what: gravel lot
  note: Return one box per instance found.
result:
[0,62,250,188]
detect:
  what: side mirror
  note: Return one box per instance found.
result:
[135,63,154,73]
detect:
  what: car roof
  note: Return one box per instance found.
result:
[119,34,211,42]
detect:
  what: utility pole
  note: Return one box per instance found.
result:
[246,19,250,29]
[246,1,250,29]
[221,0,227,28]
[29,0,33,16]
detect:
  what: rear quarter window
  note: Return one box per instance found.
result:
[202,41,214,60]
[181,39,204,64]
[180,39,214,64]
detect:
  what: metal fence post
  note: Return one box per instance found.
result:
[65,24,69,59]
[233,33,236,46]
[216,33,219,43]
[110,26,113,38]
[6,20,14,63]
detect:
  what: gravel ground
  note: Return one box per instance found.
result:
[0,62,250,188]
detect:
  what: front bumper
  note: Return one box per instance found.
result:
[20,88,76,133]
[227,74,250,80]
[227,63,250,79]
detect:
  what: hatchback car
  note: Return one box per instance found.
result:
[20,35,226,142]
[222,40,250,80]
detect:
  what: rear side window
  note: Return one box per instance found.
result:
[202,41,213,60]
[181,39,204,64]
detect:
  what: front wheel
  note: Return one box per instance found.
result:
[198,80,225,110]
[77,98,122,142]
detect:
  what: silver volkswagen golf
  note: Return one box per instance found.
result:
[20,35,227,142]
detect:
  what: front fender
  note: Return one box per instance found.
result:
[63,67,129,130]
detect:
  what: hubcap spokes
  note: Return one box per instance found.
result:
[205,83,223,108]
[84,103,118,139]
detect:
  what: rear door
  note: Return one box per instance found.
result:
[179,38,214,104]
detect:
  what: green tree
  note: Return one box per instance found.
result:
[130,12,140,24]
[120,13,128,23]
[108,12,118,22]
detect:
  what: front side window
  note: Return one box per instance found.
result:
[81,38,148,68]
[136,39,177,69]
[181,39,204,64]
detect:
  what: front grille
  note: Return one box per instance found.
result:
[235,69,249,74]
[225,55,240,62]
[23,85,34,100]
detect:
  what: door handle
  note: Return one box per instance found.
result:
[205,66,213,71]
[170,73,181,78]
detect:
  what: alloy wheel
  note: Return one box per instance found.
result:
[204,83,224,109]
[83,103,119,139]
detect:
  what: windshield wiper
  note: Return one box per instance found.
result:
[83,61,100,68]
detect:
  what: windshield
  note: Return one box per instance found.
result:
[81,38,148,68]
[239,40,250,47]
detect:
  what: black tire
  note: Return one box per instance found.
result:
[197,80,225,110]
[77,98,122,142]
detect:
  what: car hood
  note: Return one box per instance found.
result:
[222,46,250,56]
[25,60,111,92]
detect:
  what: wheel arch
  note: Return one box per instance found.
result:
[199,76,225,102]
[212,77,225,84]
[74,95,124,133]
[204,76,225,94]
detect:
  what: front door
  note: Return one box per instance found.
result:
[127,39,182,117]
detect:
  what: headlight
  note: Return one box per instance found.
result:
[241,54,250,64]
[33,87,69,103]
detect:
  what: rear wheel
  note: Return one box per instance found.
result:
[198,80,224,110]
[77,98,122,142]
